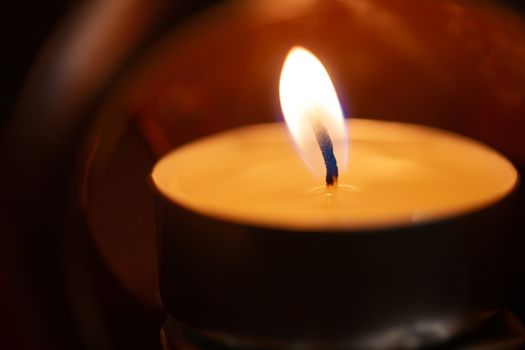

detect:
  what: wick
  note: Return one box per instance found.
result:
[310,117,338,186]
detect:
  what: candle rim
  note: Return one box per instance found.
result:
[151,179,518,233]
[151,119,519,232]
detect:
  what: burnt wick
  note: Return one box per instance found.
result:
[310,118,339,186]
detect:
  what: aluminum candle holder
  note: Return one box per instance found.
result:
[154,182,517,350]
[152,118,518,350]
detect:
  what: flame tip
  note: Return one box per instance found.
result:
[287,45,310,53]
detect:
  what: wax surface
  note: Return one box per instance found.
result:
[152,119,517,230]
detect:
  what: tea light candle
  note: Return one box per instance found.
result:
[152,119,516,232]
[152,47,517,232]
[152,47,518,348]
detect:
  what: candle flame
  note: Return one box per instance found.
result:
[279,46,348,177]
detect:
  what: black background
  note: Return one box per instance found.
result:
[2,0,525,128]
[2,1,525,142]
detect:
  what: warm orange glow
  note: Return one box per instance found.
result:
[279,46,348,176]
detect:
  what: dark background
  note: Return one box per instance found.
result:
[2,0,525,128]
[0,3,219,350]
[1,1,77,129]
[0,0,225,130]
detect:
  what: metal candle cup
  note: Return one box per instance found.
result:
[152,47,518,349]
[151,119,518,349]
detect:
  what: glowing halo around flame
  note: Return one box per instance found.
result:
[279,46,348,177]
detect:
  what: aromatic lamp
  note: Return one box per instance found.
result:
[151,47,518,349]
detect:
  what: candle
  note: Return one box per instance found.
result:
[152,119,515,231]
[153,47,516,231]
[152,47,518,349]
